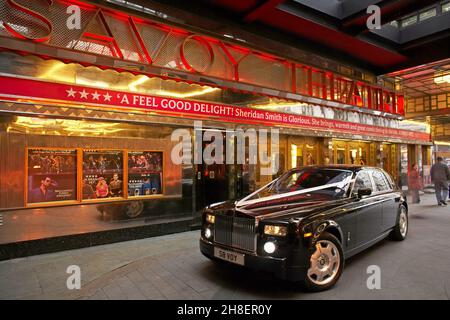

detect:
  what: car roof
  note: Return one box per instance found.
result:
[288,165,380,173]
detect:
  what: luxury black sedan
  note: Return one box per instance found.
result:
[200,165,408,291]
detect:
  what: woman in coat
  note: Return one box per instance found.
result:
[408,163,422,204]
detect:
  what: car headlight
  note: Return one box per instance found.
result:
[206,214,215,224]
[204,227,213,239]
[263,241,276,254]
[264,225,287,237]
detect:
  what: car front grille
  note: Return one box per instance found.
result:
[214,214,256,252]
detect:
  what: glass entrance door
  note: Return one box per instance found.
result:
[348,142,369,165]
[305,143,318,165]
[333,140,370,165]
[289,137,319,169]
[334,140,346,164]
[382,144,392,173]
[195,129,248,210]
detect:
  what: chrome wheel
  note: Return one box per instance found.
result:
[307,240,341,286]
[399,207,408,238]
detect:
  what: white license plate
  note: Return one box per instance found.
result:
[214,247,245,266]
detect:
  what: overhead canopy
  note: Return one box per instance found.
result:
[388,57,450,140]
[141,0,450,74]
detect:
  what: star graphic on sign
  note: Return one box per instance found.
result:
[79,89,89,99]
[66,88,76,98]
[91,91,100,100]
[103,92,112,102]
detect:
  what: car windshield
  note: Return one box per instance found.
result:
[251,168,353,200]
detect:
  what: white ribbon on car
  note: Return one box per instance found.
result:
[236,176,354,208]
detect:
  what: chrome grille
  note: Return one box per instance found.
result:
[214,215,256,252]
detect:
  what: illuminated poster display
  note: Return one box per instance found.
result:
[82,150,124,200]
[128,151,163,197]
[27,149,77,204]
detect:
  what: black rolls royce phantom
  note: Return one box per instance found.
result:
[199,165,408,291]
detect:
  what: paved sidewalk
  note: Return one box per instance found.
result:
[1,193,450,300]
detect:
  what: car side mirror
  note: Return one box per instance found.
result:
[357,188,372,198]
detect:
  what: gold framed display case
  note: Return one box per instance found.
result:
[1,116,180,209]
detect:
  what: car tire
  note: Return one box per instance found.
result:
[391,205,408,241]
[302,232,344,292]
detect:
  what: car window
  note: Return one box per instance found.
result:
[382,169,395,187]
[249,168,353,200]
[275,170,351,192]
[353,171,373,193]
[371,170,391,192]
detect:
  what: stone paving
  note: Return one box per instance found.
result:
[1,193,450,300]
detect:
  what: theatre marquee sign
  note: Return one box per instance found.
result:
[0,0,404,117]
[0,75,429,142]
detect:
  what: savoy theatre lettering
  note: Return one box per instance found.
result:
[0,75,429,142]
[0,0,404,116]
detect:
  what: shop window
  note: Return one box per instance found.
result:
[26,148,78,205]
[82,150,124,200]
[128,151,163,197]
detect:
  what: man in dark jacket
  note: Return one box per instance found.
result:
[430,157,450,206]
[29,177,57,203]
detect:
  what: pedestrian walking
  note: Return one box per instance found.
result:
[408,163,422,204]
[430,156,450,206]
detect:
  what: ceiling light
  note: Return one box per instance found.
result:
[434,141,450,146]
[128,75,150,91]
[155,87,220,98]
